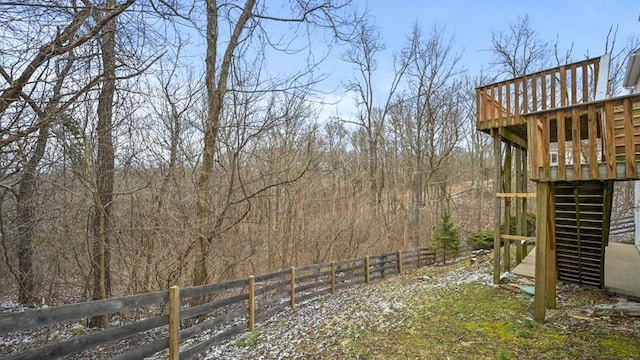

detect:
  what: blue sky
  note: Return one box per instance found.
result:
[366,0,639,72]
[318,0,640,119]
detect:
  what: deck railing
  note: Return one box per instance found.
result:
[476,56,607,130]
[528,94,640,182]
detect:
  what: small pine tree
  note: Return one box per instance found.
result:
[433,212,460,261]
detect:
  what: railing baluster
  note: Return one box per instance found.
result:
[582,64,589,103]
[571,64,578,105]
[514,78,520,124]
[542,114,551,181]
[531,74,538,112]
[572,107,582,180]
[604,101,617,179]
[560,66,567,107]
[551,69,557,108]
[506,81,512,120]
[541,72,547,110]
[557,110,566,181]
[623,98,636,178]
[522,76,529,114]
[588,105,599,179]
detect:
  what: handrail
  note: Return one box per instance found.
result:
[476,56,602,90]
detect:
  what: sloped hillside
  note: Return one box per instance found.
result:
[202,254,640,360]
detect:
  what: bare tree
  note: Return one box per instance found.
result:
[396,23,463,247]
[341,21,412,213]
[490,15,551,78]
[88,0,118,328]
[0,0,135,147]
[193,0,359,286]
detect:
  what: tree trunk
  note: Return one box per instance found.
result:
[90,0,116,328]
[15,124,50,306]
[15,51,75,306]
[194,0,257,287]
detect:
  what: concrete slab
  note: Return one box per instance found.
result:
[605,243,640,298]
[511,243,640,298]
[512,249,535,278]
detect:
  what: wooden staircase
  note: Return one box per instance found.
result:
[554,181,613,287]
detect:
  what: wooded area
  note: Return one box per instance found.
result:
[0,1,637,321]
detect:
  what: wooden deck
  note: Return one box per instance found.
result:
[513,243,640,298]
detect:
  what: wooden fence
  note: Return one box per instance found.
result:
[0,248,439,360]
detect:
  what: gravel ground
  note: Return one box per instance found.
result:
[200,256,492,359]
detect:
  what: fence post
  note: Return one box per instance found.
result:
[417,248,422,268]
[168,286,180,360]
[381,254,385,278]
[397,251,403,274]
[290,267,296,309]
[248,276,255,332]
[330,261,336,294]
[364,256,370,284]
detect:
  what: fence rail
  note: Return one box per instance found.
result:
[0,247,444,360]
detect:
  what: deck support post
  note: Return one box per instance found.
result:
[492,129,502,284]
[504,143,512,271]
[545,184,557,310]
[515,146,523,265]
[535,182,556,322]
[521,148,529,257]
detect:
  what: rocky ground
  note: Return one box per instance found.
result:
[202,257,489,360]
[196,252,640,360]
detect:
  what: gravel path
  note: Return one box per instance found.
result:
[201,257,493,359]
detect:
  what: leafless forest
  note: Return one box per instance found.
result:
[0,1,637,317]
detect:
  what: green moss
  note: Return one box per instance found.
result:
[597,336,640,358]
[292,261,640,360]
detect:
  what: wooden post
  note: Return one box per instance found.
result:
[493,129,502,284]
[248,276,255,331]
[515,146,523,265]
[546,185,557,310]
[364,256,370,284]
[504,143,512,271]
[289,267,295,309]
[330,262,336,294]
[397,251,403,274]
[534,182,550,322]
[168,286,180,360]
[521,148,529,257]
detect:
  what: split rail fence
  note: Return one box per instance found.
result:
[0,248,441,359]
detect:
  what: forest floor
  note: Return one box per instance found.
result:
[208,252,640,360]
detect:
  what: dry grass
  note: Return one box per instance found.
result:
[328,260,640,359]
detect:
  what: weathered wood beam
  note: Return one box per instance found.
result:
[504,144,512,271]
[498,127,527,148]
[496,192,536,198]
[492,129,502,285]
[545,184,556,310]
[515,147,523,265]
[500,234,535,242]
[534,182,550,322]
[521,148,529,257]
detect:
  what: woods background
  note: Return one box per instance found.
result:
[0,1,637,315]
